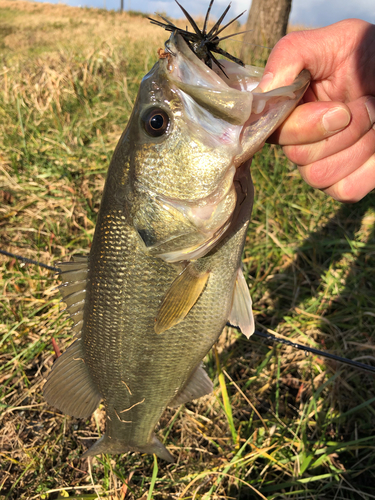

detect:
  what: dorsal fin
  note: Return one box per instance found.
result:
[59,255,89,338]
[59,255,88,283]
[154,263,210,334]
[228,268,255,338]
[68,255,87,262]
[58,256,88,339]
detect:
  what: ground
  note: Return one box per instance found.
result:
[0,2,375,499]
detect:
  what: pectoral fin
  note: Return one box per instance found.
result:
[228,268,255,339]
[155,264,210,334]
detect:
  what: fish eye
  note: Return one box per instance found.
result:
[142,108,170,137]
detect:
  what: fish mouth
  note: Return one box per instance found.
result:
[162,33,253,126]
[132,163,237,262]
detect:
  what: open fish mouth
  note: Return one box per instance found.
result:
[163,32,254,126]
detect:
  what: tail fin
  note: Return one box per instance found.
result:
[81,434,174,463]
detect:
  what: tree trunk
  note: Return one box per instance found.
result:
[240,0,292,64]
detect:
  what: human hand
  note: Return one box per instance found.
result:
[260,19,375,202]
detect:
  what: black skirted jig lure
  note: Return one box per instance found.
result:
[148,0,247,77]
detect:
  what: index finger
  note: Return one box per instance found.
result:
[258,20,370,95]
[268,101,351,145]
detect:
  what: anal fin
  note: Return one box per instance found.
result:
[44,340,102,418]
[228,268,255,338]
[155,263,209,334]
[169,364,213,407]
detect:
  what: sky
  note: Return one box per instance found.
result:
[33,0,375,27]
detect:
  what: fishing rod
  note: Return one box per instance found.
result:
[227,323,375,375]
[0,249,61,272]
[2,248,375,375]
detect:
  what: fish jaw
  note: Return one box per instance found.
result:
[234,69,311,166]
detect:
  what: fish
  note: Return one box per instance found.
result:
[43,1,310,463]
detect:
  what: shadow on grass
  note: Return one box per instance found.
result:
[211,193,375,496]
[264,192,375,343]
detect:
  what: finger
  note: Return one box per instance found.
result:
[258,20,374,100]
[268,101,351,145]
[297,125,375,189]
[323,153,375,202]
[258,25,344,90]
[282,96,375,166]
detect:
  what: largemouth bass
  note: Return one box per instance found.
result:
[44,3,310,462]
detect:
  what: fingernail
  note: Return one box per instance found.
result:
[259,72,273,92]
[322,107,351,133]
[365,96,375,125]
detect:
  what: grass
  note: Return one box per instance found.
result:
[1,1,375,499]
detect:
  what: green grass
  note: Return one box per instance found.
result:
[1,2,375,499]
